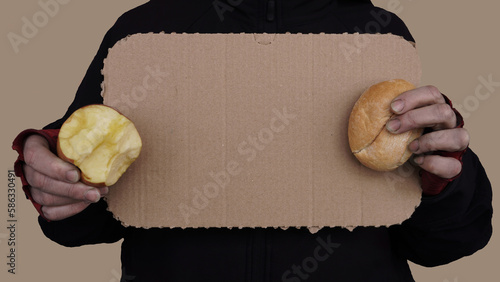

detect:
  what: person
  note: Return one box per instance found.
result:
[12,1,492,281]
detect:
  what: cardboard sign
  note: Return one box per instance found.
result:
[102,33,422,230]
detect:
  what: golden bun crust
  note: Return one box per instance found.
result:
[348,79,423,171]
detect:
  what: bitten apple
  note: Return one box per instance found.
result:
[57,104,142,187]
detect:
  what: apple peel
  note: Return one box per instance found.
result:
[57,104,142,187]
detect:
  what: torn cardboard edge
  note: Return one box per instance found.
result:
[101,32,423,232]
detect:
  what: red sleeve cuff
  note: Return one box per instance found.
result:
[12,129,60,221]
[420,94,467,196]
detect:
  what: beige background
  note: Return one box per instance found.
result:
[1,0,497,281]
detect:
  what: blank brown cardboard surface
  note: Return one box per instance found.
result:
[102,33,422,229]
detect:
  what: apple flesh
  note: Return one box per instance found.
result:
[57,104,142,187]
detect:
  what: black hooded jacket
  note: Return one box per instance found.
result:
[38,1,492,281]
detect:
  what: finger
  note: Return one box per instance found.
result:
[413,154,462,179]
[97,186,109,196]
[409,128,470,155]
[386,103,457,133]
[41,201,92,221]
[24,164,104,203]
[30,186,108,207]
[23,134,81,183]
[31,187,80,207]
[390,85,446,114]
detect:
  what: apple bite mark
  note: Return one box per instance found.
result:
[57,105,142,187]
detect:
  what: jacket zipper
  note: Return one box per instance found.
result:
[266,0,276,22]
[263,0,277,33]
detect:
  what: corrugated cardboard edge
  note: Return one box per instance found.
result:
[100,32,422,233]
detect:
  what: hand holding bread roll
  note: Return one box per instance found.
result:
[348,79,423,171]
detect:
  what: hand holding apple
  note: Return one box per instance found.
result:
[22,104,142,221]
[23,134,106,221]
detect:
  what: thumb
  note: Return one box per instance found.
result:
[24,134,81,183]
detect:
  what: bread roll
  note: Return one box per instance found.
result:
[348,79,423,171]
